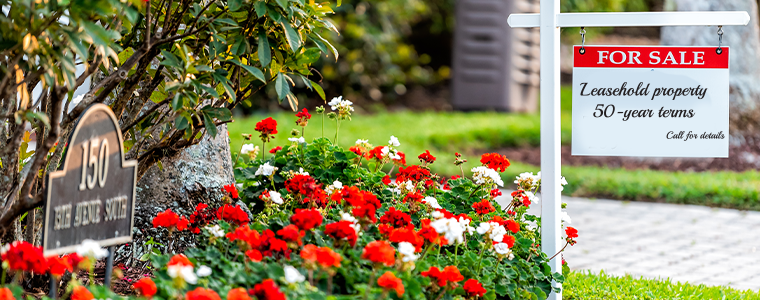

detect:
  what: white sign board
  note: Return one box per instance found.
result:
[572,46,729,157]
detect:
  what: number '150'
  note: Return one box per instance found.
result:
[79,138,109,191]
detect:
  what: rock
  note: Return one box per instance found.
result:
[662,0,760,151]
[120,124,235,264]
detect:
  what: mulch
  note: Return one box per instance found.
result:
[496,144,760,172]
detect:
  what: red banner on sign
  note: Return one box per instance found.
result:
[574,46,729,69]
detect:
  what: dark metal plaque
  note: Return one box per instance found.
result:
[43,104,137,255]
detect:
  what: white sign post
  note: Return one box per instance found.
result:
[507,5,749,299]
[572,46,730,157]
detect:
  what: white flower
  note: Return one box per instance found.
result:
[241,144,256,154]
[397,242,419,262]
[168,265,197,284]
[206,225,225,237]
[296,168,309,175]
[560,176,568,191]
[431,218,467,245]
[388,149,401,161]
[269,191,283,204]
[489,224,508,242]
[326,180,343,194]
[288,137,306,143]
[388,135,400,147]
[328,96,354,112]
[76,239,108,259]
[196,265,212,277]
[355,139,369,145]
[472,166,504,187]
[255,162,277,176]
[493,243,515,260]
[380,146,390,157]
[431,211,444,219]
[284,265,306,283]
[476,222,491,235]
[422,197,441,209]
[561,211,572,225]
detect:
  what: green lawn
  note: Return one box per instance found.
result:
[564,271,760,299]
[228,99,760,211]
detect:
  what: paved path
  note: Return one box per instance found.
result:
[498,195,760,291]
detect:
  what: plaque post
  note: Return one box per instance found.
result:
[104,246,115,288]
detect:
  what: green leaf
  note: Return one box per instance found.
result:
[175,115,189,130]
[25,112,49,128]
[202,112,218,137]
[117,47,134,66]
[220,81,236,103]
[309,79,325,100]
[160,50,183,69]
[201,106,232,121]
[254,1,267,17]
[228,0,243,11]
[258,31,271,67]
[297,47,321,65]
[274,73,289,100]
[279,21,301,53]
[275,0,288,10]
[230,59,266,83]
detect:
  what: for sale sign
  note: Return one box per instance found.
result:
[43,104,137,255]
[572,46,729,157]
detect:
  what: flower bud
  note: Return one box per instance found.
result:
[290,129,300,137]
[316,106,325,113]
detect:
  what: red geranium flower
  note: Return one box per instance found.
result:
[301,244,342,269]
[382,175,391,185]
[133,277,157,298]
[388,226,424,252]
[152,209,189,231]
[403,192,424,204]
[227,288,251,300]
[290,209,323,231]
[47,256,72,277]
[418,150,436,164]
[377,271,405,297]
[251,279,286,300]
[254,117,278,143]
[295,108,312,127]
[72,286,94,300]
[502,235,516,248]
[472,199,495,215]
[167,254,194,267]
[324,221,358,246]
[490,189,502,198]
[0,288,13,300]
[223,184,239,199]
[395,165,431,183]
[566,226,578,239]
[246,250,263,262]
[361,241,395,266]
[421,266,464,287]
[480,153,510,172]
[269,146,282,154]
[463,279,487,298]
[277,225,305,246]
[505,220,520,234]
[226,226,262,249]
[379,207,411,228]
[217,204,249,226]
[392,151,406,166]
[188,203,215,234]
[1,241,47,274]
[186,287,221,300]
[418,219,447,246]
[64,253,89,270]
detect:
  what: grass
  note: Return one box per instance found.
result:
[564,271,760,299]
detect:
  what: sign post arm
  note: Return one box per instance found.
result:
[539,0,562,299]
[508,11,751,28]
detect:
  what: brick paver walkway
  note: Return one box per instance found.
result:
[499,195,760,291]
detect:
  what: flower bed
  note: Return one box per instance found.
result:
[0,100,577,300]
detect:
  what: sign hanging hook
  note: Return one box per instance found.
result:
[716,25,724,55]
[579,27,586,55]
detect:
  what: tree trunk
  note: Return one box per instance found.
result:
[662,0,760,155]
[119,124,236,264]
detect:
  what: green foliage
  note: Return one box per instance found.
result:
[564,271,760,300]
